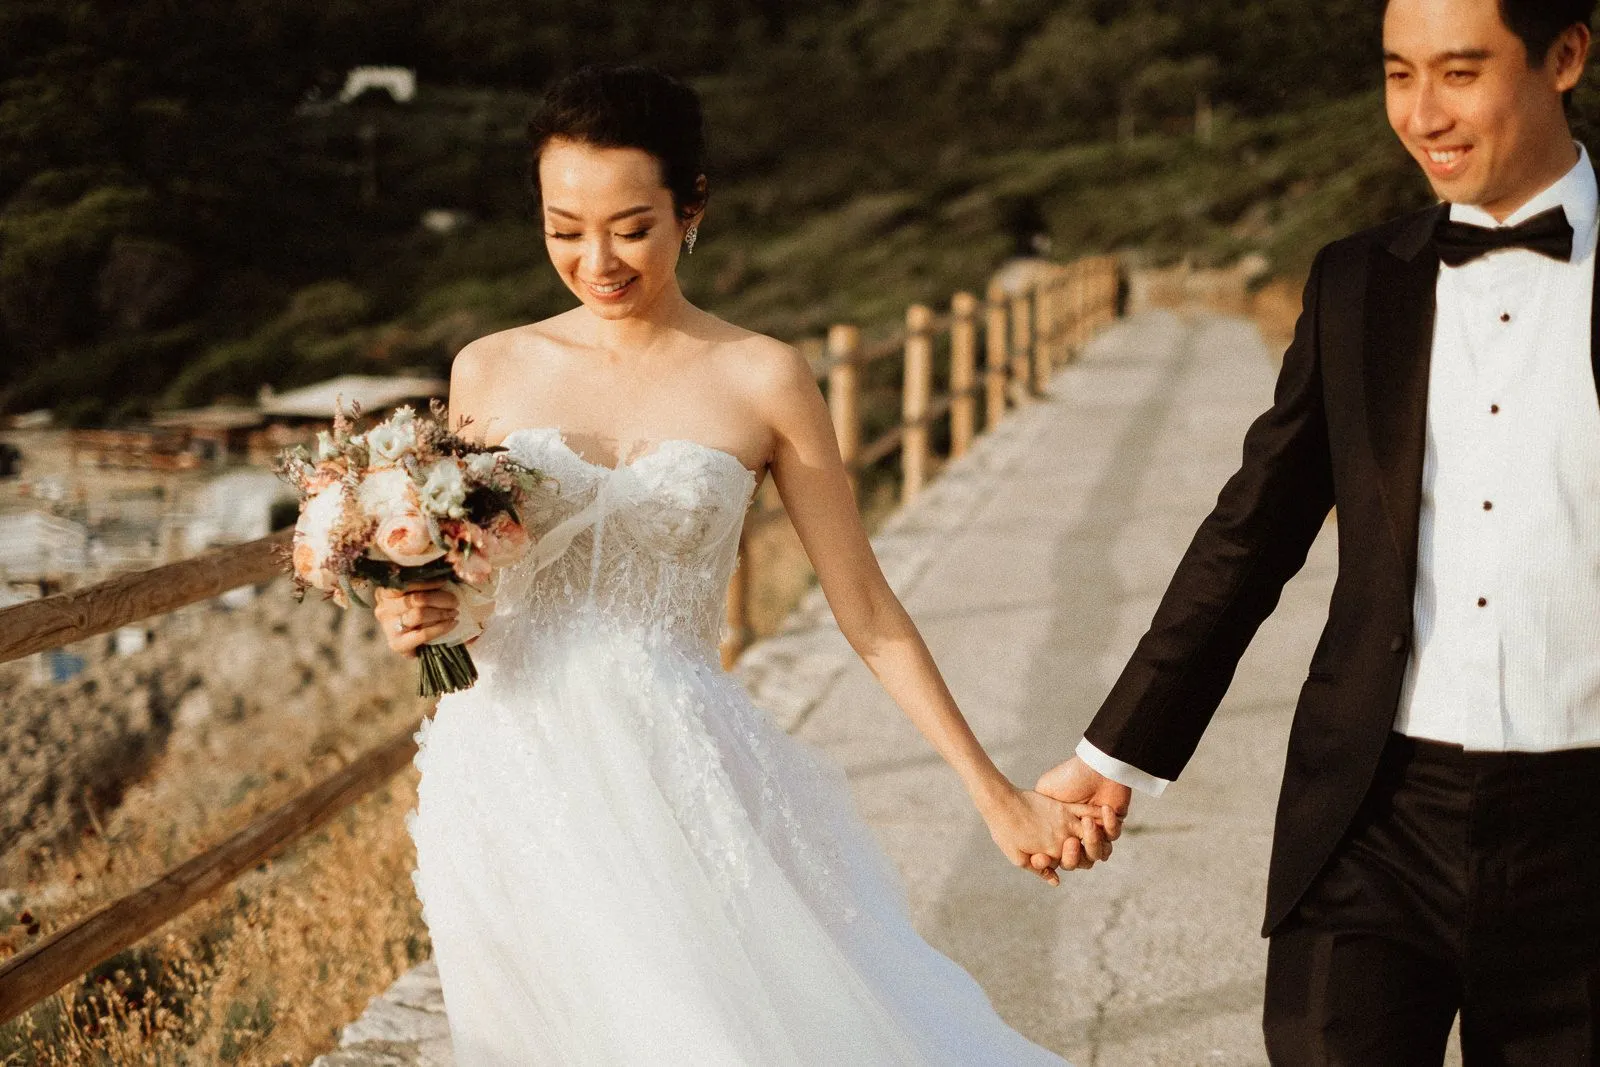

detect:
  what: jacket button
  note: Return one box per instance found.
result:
[1389,634,1408,653]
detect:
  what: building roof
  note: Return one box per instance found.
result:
[258,375,447,420]
[151,405,266,431]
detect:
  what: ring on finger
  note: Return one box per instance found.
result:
[393,620,405,634]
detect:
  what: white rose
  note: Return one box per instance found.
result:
[366,422,416,464]
[356,466,415,522]
[300,483,352,563]
[420,460,468,518]
[466,452,499,480]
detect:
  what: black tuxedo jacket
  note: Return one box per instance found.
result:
[1083,202,1600,936]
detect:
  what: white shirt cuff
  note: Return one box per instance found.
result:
[1076,738,1171,797]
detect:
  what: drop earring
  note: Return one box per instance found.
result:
[684,226,699,255]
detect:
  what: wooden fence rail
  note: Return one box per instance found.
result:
[0,722,420,1024]
[0,529,292,665]
[0,254,1119,1026]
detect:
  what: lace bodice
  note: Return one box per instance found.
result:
[482,428,756,656]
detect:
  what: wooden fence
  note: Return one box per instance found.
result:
[0,254,1120,1025]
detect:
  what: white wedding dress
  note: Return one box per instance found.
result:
[406,427,1068,1065]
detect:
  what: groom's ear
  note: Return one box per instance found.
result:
[1547,22,1592,96]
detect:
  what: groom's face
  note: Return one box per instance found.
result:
[1384,0,1589,219]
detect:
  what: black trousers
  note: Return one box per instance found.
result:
[1265,733,1600,1066]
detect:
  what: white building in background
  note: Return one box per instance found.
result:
[339,66,417,104]
[0,511,88,585]
[181,469,296,552]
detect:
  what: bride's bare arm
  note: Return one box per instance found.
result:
[752,343,1106,878]
[372,340,506,654]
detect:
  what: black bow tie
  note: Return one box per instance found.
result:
[1434,206,1574,267]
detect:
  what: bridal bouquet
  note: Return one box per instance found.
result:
[275,401,545,696]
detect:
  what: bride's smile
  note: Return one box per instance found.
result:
[540,136,698,323]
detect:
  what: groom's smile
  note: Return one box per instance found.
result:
[1423,144,1474,182]
[1383,0,1588,221]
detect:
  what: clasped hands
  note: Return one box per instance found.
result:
[981,757,1132,887]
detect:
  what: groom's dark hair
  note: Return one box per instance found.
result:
[1384,0,1595,63]
[1498,0,1597,63]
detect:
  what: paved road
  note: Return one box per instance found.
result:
[795,310,1336,1066]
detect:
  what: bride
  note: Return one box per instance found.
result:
[375,65,1112,1065]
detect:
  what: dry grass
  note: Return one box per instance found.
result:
[1,772,426,1065]
[0,585,433,1065]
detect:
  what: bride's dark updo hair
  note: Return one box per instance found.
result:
[527,65,708,220]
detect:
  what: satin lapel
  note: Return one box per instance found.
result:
[1364,205,1446,589]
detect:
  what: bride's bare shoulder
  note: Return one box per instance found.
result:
[455,313,582,375]
[448,312,583,437]
[713,328,817,408]
[691,312,805,386]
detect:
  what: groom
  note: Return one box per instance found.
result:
[1038,0,1600,1062]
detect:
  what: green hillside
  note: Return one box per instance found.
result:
[8,0,1592,423]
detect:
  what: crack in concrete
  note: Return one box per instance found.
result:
[1084,894,1130,1067]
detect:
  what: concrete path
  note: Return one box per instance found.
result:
[794,311,1330,1065]
[320,312,1435,1065]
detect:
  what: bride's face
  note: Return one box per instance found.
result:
[539,138,694,321]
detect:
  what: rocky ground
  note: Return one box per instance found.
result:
[0,577,429,898]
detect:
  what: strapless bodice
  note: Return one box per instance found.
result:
[478,428,757,657]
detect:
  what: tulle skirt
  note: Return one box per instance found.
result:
[407,621,1068,1065]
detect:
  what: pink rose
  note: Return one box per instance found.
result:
[479,514,530,566]
[440,520,495,585]
[450,547,493,586]
[375,512,444,567]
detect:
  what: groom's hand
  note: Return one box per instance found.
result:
[1034,756,1131,872]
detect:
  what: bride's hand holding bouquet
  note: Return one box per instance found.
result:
[373,579,466,658]
[276,401,546,696]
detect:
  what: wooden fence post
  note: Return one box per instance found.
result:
[1087,261,1101,345]
[902,304,933,503]
[984,281,1009,429]
[1010,286,1034,404]
[1095,259,1107,327]
[1099,258,1115,329]
[1108,258,1120,326]
[1034,278,1057,392]
[721,535,751,669]
[1068,262,1081,350]
[950,292,978,458]
[1053,269,1072,366]
[827,324,862,500]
